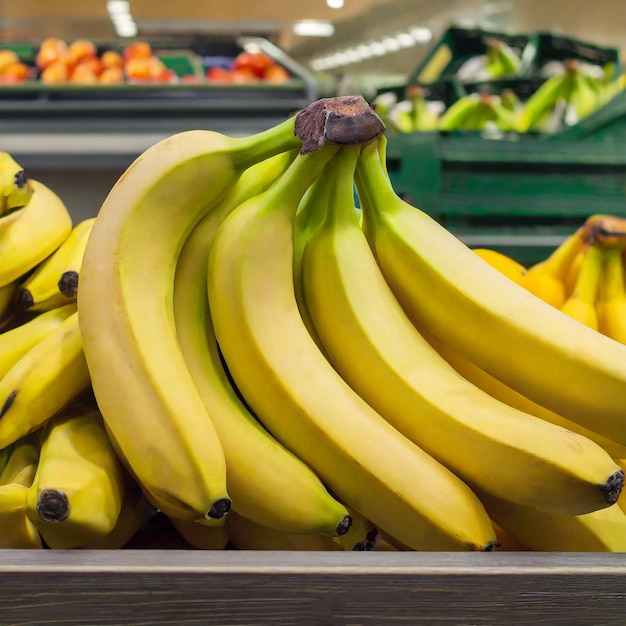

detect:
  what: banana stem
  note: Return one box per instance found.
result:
[230,95,386,171]
[321,147,361,229]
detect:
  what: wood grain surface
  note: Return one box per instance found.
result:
[1,551,625,625]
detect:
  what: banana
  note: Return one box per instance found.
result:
[0,151,33,216]
[519,71,570,132]
[404,85,439,132]
[57,218,96,299]
[169,517,229,550]
[0,280,18,327]
[419,324,626,459]
[472,248,527,285]
[0,432,39,487]
[438,94,483,132]
[0,179,73,288]
[0,310,90,449]
[500,89,521,113]
[173,150,351,536]
[208,141,498,551]
[26,403,126,549]
[355,138,626,447]
[564,249,585,298]
[0,433,42,549]
[0,483,42,548]
[225,510,342,551]
[480,490,626,552]
[80,472,155,549]
[597,247,626,344]
[0,302,77,381]
[518,229,587,307]
[485,39,520,78]
[559,242,603,330]
[334,507,378,551]
[585,213,626,249]
[303,146,622,516]
[78,95,384,523]
[568,67,601,123]
[18,218,95,311]
[491,521,529,551]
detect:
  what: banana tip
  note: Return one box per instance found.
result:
[206,497,232,520]
[601,469,624,505]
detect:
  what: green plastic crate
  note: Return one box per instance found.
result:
[384,90,626,265]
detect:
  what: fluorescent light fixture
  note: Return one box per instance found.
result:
[327,0,344,7]
[382,37,401,52]
[107,0,129,13]
[369,41,386,56]
[396,32,416,48]
[356,44,373,59]
[409,26,432,43]
[293,19,335,37]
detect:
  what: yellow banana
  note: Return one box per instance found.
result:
[559,242,603,330]
[491,521,529,551]
[568,67,601,122]
[0,433,42,549]
[355,138,626,447]
[225,510,342,551]
[597,247,626,344]
[0,311,90,449]
[78,96,383,523]
[519,230,587,307]
[472,248,527,285]
[208,141,497,551]
[0,179,73,288]
[564,248,585,298]
[26,403,126,549]
[419,324,626,459]
[57,218,96,299]
[334,507,378,551]
[173,151,351,536]
[480,490,626,552]
[0,280,18,327]
[585,213,626,249]
[303,146,622,516]
[0,483,42,548]
[0,432,39,487]
[80,472,155,549]
[169,517,229,550]
[18,218,95,311]
[0,302,76,381]
[0,151,33,216]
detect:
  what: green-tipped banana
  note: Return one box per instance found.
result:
[208,139,498,551]
[355,138,626,448]
[173,150,352,537]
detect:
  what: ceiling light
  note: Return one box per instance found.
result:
[369,41,386,56]
[409,27,432,43]
[327,0,344,7]
[396,33,416,48]
[293,20,335,37]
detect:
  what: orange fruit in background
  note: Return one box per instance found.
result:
[40,37,68,52]
[0,49,19,72]
[1,61,30,82]
[69,39,97,63]
[123,41,152,61]
[74,56,102,76]
[124,56,152,80]
[99,66,124,84]
[263,63,290,83]
[101,50,123,69]
[230,66,257,83]
[40,60,70,83]
[70,63,99,84]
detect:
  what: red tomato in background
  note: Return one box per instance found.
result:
[232,51,274,78]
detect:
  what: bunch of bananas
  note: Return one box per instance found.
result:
[438,91,519,132]
[520,59,608,132]
[1,95,626,552]
[476,214,626,340]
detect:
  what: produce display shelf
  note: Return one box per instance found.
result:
[1,551,624,625]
